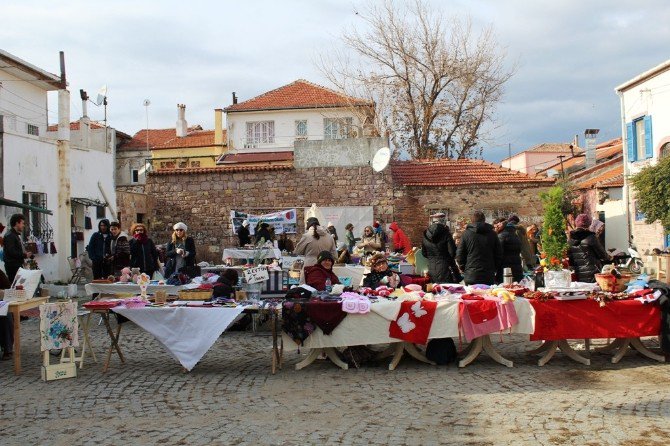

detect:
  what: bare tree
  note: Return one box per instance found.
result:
[318,0,513,159]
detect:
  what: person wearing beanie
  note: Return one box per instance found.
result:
[568,213,611,282]
[362,253,399,288]
[388,222,412,255]
[294,217,337,267]
[237,220,251,247]
[164,222,196,277]
[507,215,536,268]
[304,250,341,291]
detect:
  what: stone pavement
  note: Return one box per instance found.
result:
[1,316,669,446]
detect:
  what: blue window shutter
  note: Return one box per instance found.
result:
[626,122,636,162]
[644,115,653,159]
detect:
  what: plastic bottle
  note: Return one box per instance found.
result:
[325,277,332,294]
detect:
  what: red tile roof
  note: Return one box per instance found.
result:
[538,138,623,173]
[47,120,106,132]
[151,165,292,175]
[391,159,555,187]
[118,126,203,151]
[526,143,584,154]
[575,164,624,189]
[216,151,293,164]
[224,79,372,112]
[153,129,227,150]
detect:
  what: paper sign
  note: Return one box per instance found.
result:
[244,266,269,284]
[0,301,8,317]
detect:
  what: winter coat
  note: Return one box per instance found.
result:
[567,228,610,283]
[164,237,196,277]
[87,219,111,264]
[2,228,25,268]
[357,234,382,255]
[421,223,461,283]
[255,227,273,245]
[388,222,412,255]
[237,226,251,246]
[456,222,502,285]
[497,224,524,282]
[344,230,357,252]
[649,280,670,354]
[514,224,536,268]
[363,269,396,289]
[294,226,338,267]
[304,264,341,291]
[129,237,160,275]
[109,232,130,272]
[327,226,338,243]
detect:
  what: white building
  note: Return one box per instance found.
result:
[616,59,670,254]
[0,49,118,281]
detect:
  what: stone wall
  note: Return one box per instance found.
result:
[146,166,552,263]
[116,191,152,233]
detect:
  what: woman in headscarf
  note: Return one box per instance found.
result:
[237,220,251,246]
[129,223,160,277]
[294,217,337,267]
[165,222,196,277]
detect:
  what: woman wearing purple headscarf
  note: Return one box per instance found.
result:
[567,214,611,282]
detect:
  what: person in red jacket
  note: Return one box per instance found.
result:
[304,251,341,291]
[388,222,412,255]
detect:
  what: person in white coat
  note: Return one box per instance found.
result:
[294,217,337,267]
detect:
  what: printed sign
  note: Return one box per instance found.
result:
[243,265,269,284]
[231,209,297,235]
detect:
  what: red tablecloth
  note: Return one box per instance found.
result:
[529,299,661,341]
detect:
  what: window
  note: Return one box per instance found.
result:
[27,124,39,136]
[295,120,308,139]
[159,161,176,169]
[661,142,670,160]
[634,202,645,222]
[324,117,353,140]
[178,161,188,168]
[190,161,201,167]
[626,116,653,162]
[131,169,139,183]
[245,121,275,147]
[136,213,144,223]
[22,192,47,239]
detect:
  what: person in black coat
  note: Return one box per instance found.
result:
[568,214,611,283]
[456,211,503,285]
[421,215,462,283]
[164,222,196,277]
[128,223,160,277]
[3,214,28,282]
[237,220,251,246]
[87,218,112,279]
[254,222,273,245]
[496,221,524,282]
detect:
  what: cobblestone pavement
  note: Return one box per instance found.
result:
[1,315,669,446]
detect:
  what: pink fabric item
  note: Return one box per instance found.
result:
[459,297,518,341]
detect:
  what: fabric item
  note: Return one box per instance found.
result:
[649,280,670,353]
[304,264,340,291]
[567,228,610,283]
[529,299,661,341]
[293,227,337,267]
[459,298,519,341]
[456,222,503,285]
[282,300,315,345]
[389,300,438,345]
[173,222,188,231]
[422,223,461,283]
[304,300,347,335]
[317,250,334,263]
[425,337,458,365]
[39,302,79,351]
[49,241,57,255]
[84,216,93,230]
[340,292,371,314]
[388,222,412,255]
[113,306,244,371]
[222,248,282,260]
[363,269,395,289]
[497,224,523,282]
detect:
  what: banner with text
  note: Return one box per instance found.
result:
[231,209,297,236]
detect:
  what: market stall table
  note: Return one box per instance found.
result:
[528,299,662,366]
[7,296,49,375]
[332,265,366,288]
[85,283,183,296]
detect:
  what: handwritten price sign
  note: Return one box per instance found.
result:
[243,265,269,284]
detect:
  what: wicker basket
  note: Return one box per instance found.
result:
[178,289,213,301]
[595,273,632,292]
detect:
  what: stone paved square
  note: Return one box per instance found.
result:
[1,315,669,445]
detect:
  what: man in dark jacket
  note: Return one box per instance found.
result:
[255,222,273,245]
[421,213,462,283]
[456,211,502,285]
[87,218,111,279]
[3,213,28,282]
[568,214,611,283]
[497,221,524,282]
[237,220,251,246]
[508,215,536,268]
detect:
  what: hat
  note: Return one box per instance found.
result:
[373,222,380,229]
[317,250,334,263]
[507,215,520,224]
[173,222,188,231]
[575,214,592,228]
[327,222,334,228]
[306,217,320,228]
[242,220,249,227]
[368,253,387,267]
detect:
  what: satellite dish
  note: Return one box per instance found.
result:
[96,85,108,105]
[372,147,391,172]
[143,99,151,107]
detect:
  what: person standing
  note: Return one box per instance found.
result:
[164,222,196,277]
[278,232,295,253]
[526,224,540,259]
[422,213,462,283]
[87,219,112,279]
[108,221,130,275]
[237,220,251,247]
[3,214,28,283]
[496,219,524,283]
[254,222,273,245]
[356,225,382,256]
[507,215,535,269]
[344,223,358,253]
[129,223,160,277]
[326,222,338,243]
[388,222,412,255]
[568,214,611,283]
[294,217,337,267]
[456,211,502,285]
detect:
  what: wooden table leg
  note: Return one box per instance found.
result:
[324,347,348,370]
[557,340,590,365]
[482,335,513,367]
[101,312,125,373]
[295,348,322,370]
[388,343,405,371]
[536,340,559,366]
[11,308,21,375]
[526,341,553,356]
[404,343,435,365]
[594,338,625,354]
[611,337,665,363]
[458,337,484,368]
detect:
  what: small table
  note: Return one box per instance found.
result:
[88,308,125,373]
[8,296,49,375]
[656,254,670,284]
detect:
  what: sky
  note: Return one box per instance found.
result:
[2,0,669,162]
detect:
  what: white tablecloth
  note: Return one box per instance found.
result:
[112,305,246,371]
[282,298,535,351]
[223,248,282,260]
[85,283,183,296]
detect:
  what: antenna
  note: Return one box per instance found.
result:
[143,99,151,151]
[372,147,391,172]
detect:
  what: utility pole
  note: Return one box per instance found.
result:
[557,155,566,180]
[508,143,511,161]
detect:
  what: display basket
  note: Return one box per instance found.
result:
[595,273,632,292]
[178,289,213,301]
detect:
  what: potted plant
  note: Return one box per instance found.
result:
[539,186,571,288]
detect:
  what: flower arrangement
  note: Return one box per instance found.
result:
[539,186,569,272]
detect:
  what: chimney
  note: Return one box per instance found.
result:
[584,129,599,168]
[176,104,187,137]
[79,89,89,118]
[232,92,238,105]
[573,134,579,148]
[214,109,224,146]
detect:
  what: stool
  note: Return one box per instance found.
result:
[61,310,97,369]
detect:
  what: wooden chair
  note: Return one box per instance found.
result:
[67,257,86,285]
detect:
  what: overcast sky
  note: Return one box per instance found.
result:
[2,0,668,161]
